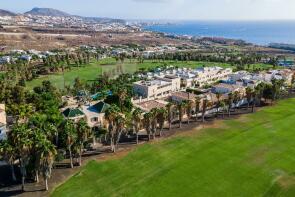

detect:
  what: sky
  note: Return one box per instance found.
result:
[1,0,295,20]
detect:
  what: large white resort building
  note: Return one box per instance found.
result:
[133,66,232,100]
[133,75,181,100]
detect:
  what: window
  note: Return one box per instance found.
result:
[91,117,98,122]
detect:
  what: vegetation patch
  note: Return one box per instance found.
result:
[52,99,295,197]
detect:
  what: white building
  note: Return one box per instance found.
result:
[133,75,181,99]
[192,67,233,87]
[0,56,11,64]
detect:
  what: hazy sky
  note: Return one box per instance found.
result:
[1,0,295,20]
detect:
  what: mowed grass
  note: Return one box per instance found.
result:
[26,62,103,90]
[25,58,231,90]
[52,98,295,197]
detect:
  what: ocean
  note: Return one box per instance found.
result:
[144,21,295,46]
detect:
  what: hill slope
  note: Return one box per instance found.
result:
[25,7,70,17]
[53,98,295,197]
[0,9,16,16]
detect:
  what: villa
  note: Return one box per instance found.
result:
[62,107,86,122]
[212,83,246,95]
[81,101,110,128]
[134,100,168,112]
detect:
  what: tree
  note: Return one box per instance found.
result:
[62,120,77,168]
[117,89,127,112]
[143,112,152,141]
[76,119,91,166]
[245,87,253,110]
[105,105,120,152]
[39,140,57,191]
[194,97,201,122]
[185,100,193,124]
[150,108,158,139]
[202,99,208,122]
[10,124,32,191]
[132,108,142,144]
[220,101,226,118]
[215,93,222,118]
[177,102,185,128]
[227,93,233,117]
[0,140,16,181]
[166,103,174,130]
[157,108,167,137]
[114,115,126,151]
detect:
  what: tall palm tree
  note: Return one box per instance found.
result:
[166,102,174,130]
[219,101,226,119]
[233,91,240,111]
[177,102,185,128]
[105,105,119,152]
[194,97,201,122]
[227,93,233,117]
[10,124,32,191]
[157,108,167,137]
[76,119,91,166]
[117,89,127,112]
[185,100,193,124]
[63,120,77,168]
[245,87,253,110]
[39,140,57,191]
[114,115,126,151]
[143,112,152,141]
[150,108,158,139]
[132,108,142,144]
[215,93,222,118]
[0,140,16,181]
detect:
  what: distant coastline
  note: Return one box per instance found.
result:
[144,20,295,46]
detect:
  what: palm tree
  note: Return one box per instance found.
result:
[63,120,77,168]
[157,108,167,137]
[220,101,226,119]
[132,108,142,144]
[114,115,126,151]
[245,87,253,110]
[143,112,152,141]
[227,93,233,117]
[76,119,91,166]
[194,97,201,122]
[0,140,17,181]
[202,99,208,122]
[233,91,240,111]
[117,89,127,112]
[185,100,193,124]
[215,93,222,118]
[150,108,158,139]
[177,102,185,128]
[39,140,57,191]
[251,89,257,113]
[10,124,32,191]
[105,105,120,152]
[166,102,174,130]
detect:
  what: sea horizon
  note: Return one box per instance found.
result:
[144,20,295,46]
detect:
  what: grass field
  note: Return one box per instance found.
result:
[52,98,295,197]
[25,58,274,90]
[26,58,231,89]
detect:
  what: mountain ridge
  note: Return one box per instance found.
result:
[25,7,71,17]
[0,9,17,16]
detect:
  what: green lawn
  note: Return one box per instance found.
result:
[52,98,295,197]
[25,58,275,90]
[26,62,103,90]
[25,59,231,90]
